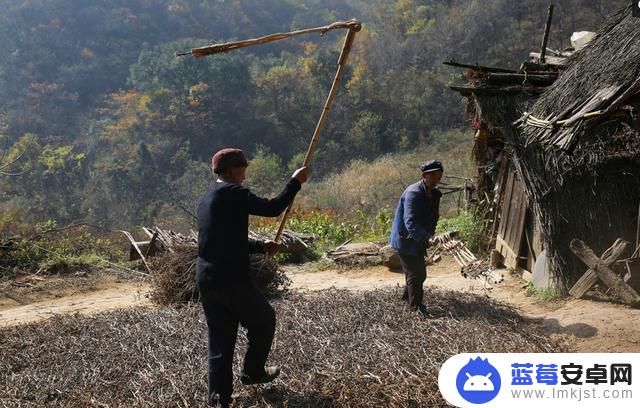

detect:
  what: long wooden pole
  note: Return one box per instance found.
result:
[177,20,361,243]
[274,25,360,242]
[539,5,554,64]
[177,20,360,57]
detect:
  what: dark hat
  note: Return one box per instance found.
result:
[211,148,248,174]
[420,160,444,173]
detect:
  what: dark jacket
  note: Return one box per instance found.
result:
[389,180,441,256]
[196,178,301,286]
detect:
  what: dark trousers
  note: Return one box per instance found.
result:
[198,280,276,407]
[399,252,426,308]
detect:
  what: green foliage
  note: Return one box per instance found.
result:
[245,146,288,197]
[523,281,564,304]
[285,209,360,246]
[0,216,125,279]
[253,204,393,251]
[0,0,624,230]
[436,211,487,255]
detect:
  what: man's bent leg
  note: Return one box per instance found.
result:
[234,283,276,377]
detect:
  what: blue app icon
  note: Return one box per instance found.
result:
[455,357,501,404]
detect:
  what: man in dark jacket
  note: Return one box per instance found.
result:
[196,148,308,407]
[389,160,443,315]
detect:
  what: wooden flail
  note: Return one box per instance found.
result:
[177,20,362,243]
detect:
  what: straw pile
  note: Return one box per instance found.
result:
[148,246,290,305]
[1,287,565,407]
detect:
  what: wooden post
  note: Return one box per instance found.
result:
[539,5,554,64]
[569,238,631,298]
[570,239,640,307]
[636,200,640,254]
[274,25,360,242]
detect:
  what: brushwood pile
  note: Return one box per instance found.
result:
[1,288,565,407]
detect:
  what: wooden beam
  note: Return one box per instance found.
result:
[569,238,631,298]
[570,239,640,307]
[484,72,558,86]
[442,60,517,73]
[449,85,547,96]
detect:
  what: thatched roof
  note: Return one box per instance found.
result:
[520,5,640,150]
[510,5,640,289]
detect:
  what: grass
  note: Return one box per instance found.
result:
[524,281,564,304]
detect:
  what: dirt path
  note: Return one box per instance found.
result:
[0,271,150,328]
[2,258,639,352]
[0,283,150,327]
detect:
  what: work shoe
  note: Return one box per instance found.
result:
[240,366,281,385]
[406,304,428,317]
[417,304,428,317]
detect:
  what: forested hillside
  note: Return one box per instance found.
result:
[0,0,624,228]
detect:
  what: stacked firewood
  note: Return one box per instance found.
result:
[438,233,503,287]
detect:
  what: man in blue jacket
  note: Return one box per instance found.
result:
[196,148,308,407]
[389,160,443,315]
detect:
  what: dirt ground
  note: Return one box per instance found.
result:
[0,270,150,327]
[1,257,639,352]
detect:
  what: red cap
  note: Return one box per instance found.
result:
[211,148,248,174]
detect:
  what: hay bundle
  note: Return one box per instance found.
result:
[148,246,290,305]
[0,287,566,407]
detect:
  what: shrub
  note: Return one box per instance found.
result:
[252,205,395,249]
[0,216,125,279]
[436,211,487,255]
[303,131,475,217]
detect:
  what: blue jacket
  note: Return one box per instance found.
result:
[389,180,441,256]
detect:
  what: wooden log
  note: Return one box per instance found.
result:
[570,239,640,307]
[569,238,631,298]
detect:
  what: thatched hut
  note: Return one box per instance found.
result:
[450,5,640,290]
[514,5,640,289]
[447,60,561,276]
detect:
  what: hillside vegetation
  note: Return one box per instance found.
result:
[0,0,623,229]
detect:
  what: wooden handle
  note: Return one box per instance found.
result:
[274,27,358,242]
